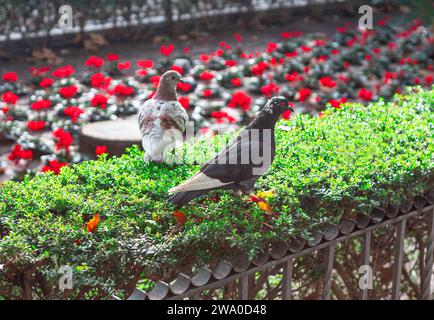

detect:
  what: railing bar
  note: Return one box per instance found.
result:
[281,257,294,300]
[238,276,249,300]
[360,229,372,300]
[322,243,336,300]
[167,206,433,300]
[422,208,434,300]
[391,218,407,300]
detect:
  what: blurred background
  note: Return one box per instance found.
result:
[0,0,433,183]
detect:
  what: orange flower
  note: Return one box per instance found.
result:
[173,210,187,225]
[258,201,271,213]
[86,214,100,233]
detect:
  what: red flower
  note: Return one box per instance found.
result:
[171,65,184,75]
[52,128,73,152]
[260,82,280,97]
[425,75,433,85]
[30,66,50,77]
[136,69,148,77]
[199,54,210,62]
[117,61,131,70]
[96,145,108,156]
[338,74,349,83]
[183,47,190,53]
[64,106,84,122]
[281,31,292,39]
[358,88,373,101]
[113,84,134,96]
[8,144,33,162]
[285,51,298,58]
[231,78,242,87]
[314,39,327,46]
[228,90,252,111]
[59,85,78,99]
[90,73,111,89]
[91,94,108,109]
[328,97,347,109]
[233,33,242,42]
[27,120,46,131]
[199,71,214,81]
[300,45,312,53]
[211,111,228,119]
[31,99,51,111]
[149,75,161,88]
[178,96,190,109]
[2,72,18,82]
[319,76,337,88]
[106,53,119,61]
[52,65,75,78]
[160,44,174,57]
[266,42,278,53]
[85,56,104,68]
[285,72,300,83]
[39,77,54,88]
[282,103,294,120]
[148,91,156,99]
[282,110,292,120]
[2,91,18,105]
[42,160,68,175]
[251,61,268,75]
[177,82,191,92]
[202,89,213,97]
[137,59,154,68]
[296,88,311,102]
[173,210,187,225]
[346,38,357,47]
[387,42,397,50]
[225,60,237,67]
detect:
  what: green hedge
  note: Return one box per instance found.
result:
[0,87,433,299]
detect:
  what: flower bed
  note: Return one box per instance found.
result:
[0,19,433,180]
[0,87,433,299]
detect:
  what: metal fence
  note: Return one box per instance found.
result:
[120,198,434,300]
[0,0,367,52]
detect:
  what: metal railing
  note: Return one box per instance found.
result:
[121,198,434,300]
[0,0,367,52]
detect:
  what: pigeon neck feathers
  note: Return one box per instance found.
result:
[154,79,178,101]
[246,107,282,130]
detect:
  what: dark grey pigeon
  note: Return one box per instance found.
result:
[169,96,293,207]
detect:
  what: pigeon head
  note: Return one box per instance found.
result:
[247,96,293,129]
[266,96,293,114]
[161,70,182,85]
[154,70,182,101]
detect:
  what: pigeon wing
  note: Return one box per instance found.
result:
[169,129,274,193]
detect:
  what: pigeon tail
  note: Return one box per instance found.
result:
[170,190,206,207]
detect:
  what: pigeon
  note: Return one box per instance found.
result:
[169,96,293,207]
[138,70,188,162]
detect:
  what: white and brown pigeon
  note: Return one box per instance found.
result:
[169,96,293,207]
[138,70,188,162]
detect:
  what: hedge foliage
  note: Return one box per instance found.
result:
[0,87,433,299]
